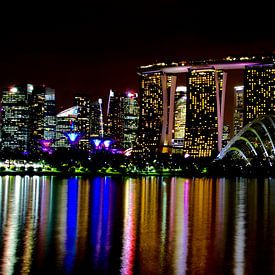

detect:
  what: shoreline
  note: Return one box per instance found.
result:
[0,170,273,178]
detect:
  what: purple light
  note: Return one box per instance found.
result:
[39,139,54,154]
[184,153,190,159]
[39,139,53,148]
[103,140,112,149]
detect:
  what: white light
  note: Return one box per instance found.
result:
[234,86,244,91]
[27,84,34,92]
[10,87,18,93]
[176,86,187,92]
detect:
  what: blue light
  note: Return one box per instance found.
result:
[93,139,102,147]
[65,178,78,272]
[68,133,80,142]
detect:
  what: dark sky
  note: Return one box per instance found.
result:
[0,0,274,114]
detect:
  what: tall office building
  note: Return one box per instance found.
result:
[172,86,187,150]
[133,64,177,157]
[106,90,139,149]
[183,69,226,158]
[44,88,56,140]
[29,86,56,152]
[106,90,124,144]
[1,84,56,153]
[233,85,244,135]
[122,91,139,149]
[244,64,275,125]
[1,84,32,152]
[74,94,91,150]
[90,98,104,138]
[29,85,44,150]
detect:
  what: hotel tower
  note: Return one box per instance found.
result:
[133,56,265,159]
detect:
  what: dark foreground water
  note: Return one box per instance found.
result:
[0,176,275,275]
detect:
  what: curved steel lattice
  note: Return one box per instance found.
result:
[217,115,275,165]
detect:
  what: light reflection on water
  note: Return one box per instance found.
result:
[0,176,274,274]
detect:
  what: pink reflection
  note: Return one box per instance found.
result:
[169,178,176,244]
[120,180,136,275]
[37,177,51,264]
[181,180,190,274]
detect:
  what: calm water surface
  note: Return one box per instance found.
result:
[0,176,275,275]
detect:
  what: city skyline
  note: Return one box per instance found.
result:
[1,0,275,110]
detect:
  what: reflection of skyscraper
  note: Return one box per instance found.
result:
[233,85,244,135]
[183,69,226,158]
[244,64,275,125]
[173,86,187,151]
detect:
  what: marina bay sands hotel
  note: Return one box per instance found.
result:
[133,54,275,158]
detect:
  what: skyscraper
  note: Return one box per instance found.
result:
[243,64,275,125]
[133,63,177,158]
[172,86,187,151]
[44,87,56,141]
[106,90,123,144]
[183,69,226,158]
[122,91,139,149]
[1,84,56,154]
[106,90,139,149]
[29,86,56,152]
[1,85,32,152]
[233,85,244,135]
[90,98,104,138]
[74,94,91,150]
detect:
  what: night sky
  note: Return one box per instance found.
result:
[0,1,274,117]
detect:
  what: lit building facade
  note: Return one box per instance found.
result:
[122,91,139,149]
[29,86,56,152]
[106,90,139,149]
[222,124,230,148]
[244,64,275,125]
[90,98,104,138]
[74,94,91,150]
[133,64,177,158]
[55,106,78,148]
[1,85,32,152]
[106,90,124,144]
[29,85,45,151]
[44,88,56,140]
[183,69,226,158]
[233,85,244,135]
[1,84,56,153]
[172,86,187,150]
